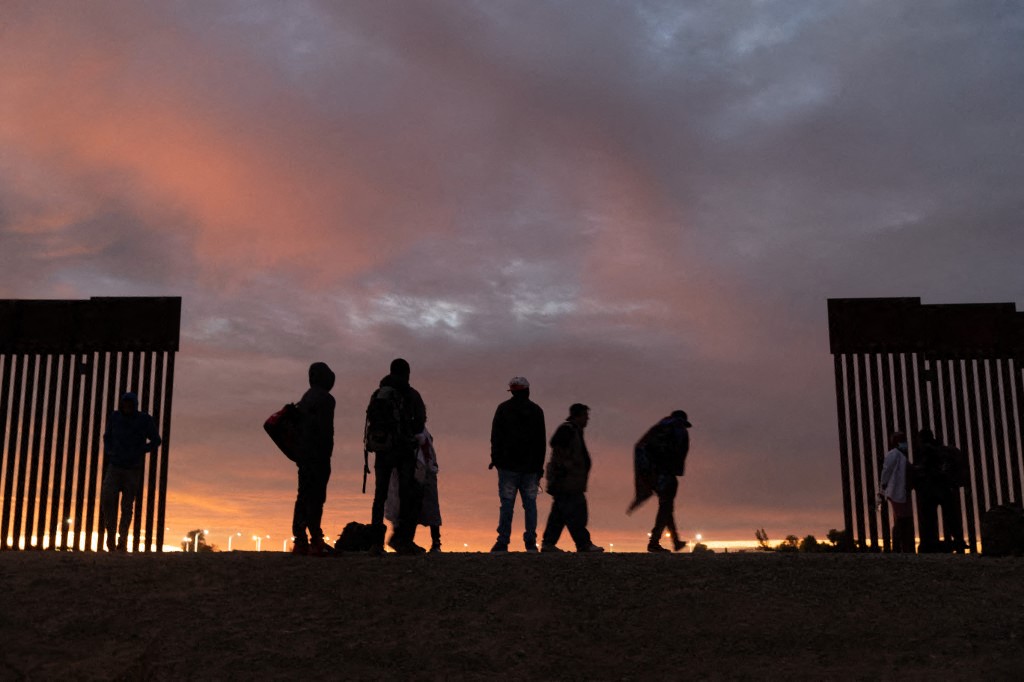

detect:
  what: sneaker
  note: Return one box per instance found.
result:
[429,542,442,553]
[540,543,563,553]
[386,535,424,554]
[525,544,539,553]
[577,544,605,553]
[672,539,688,552]
[647,543,671,553]
[490,542,509,554]
[291,541,310,556]
[308,538,333,557]
[392,540,426,556]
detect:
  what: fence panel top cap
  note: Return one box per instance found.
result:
[0,297,181,353]
[828,297,1024,358]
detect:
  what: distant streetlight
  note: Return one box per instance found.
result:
[253,535,262,552]
[695,533,703,543]
[283,537,292,552]
[228,532,241,551]
[609,543,614,553]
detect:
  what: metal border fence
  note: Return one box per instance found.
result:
[0,297,180,552]
[828,297,1024,553]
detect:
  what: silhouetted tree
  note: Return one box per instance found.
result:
[777,535,799,552]
[799,535,820,552]
[826,528,855,552]
[691,542,714,554]
[754,528,771,551]
[181,529,214,553]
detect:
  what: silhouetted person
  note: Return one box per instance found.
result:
[384,428,443,551]
[367,358,427,555]
[489,376,547,554]
[292,361,336,556]
[101,392,161,552]
[913,428,964,553]
[628,410,691,553]
[879,431,914,553]
[541,403,603,553]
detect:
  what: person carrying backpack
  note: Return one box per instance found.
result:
[627,410,691,552]
[913,428,965,553]
[292,362,336,556]
[366,358,428,555]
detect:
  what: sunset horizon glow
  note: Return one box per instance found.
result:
[2,2,1021,553]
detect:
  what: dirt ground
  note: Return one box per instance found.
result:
[1,551,1023,680]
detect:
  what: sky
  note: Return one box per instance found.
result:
[1,1,1022,551]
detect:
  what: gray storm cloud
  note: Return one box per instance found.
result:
[1,1,1022,543]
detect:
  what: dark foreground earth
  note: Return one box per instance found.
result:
[1,551,1023,680]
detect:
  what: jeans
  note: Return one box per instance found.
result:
[496,469,539,547]
[101,465,142,551]
[542,491,592,550]
[292,458,331,543]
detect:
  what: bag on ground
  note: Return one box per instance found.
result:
[335,521,374,552]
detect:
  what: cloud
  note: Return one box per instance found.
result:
[2,1,1022,545]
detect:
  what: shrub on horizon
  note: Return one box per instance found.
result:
[799,535,820,552]
[754,528,771,551]
[776,535,800,552]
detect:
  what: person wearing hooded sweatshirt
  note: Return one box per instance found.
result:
[489,376,546,553]
[101,392,162,552]
[292,361,336,556]
[368,358,427,555]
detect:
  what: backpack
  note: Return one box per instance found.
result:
[364,385,405,453]
[264,403,302,462]
[940,445,969,488]
[335,521,374,552]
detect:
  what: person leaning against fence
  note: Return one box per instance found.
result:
[101,392,162,552]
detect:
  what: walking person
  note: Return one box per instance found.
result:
[627,410,691,553]
[366,358,428,555]
[292,361,336,556]
[878,431,914,553]
[489,376,546,554]
[100,392,162,552]
[541,403,604,553]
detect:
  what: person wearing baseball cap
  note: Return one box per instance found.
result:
[489,376,547,553]
[541,403,604,553]
[627,410,692,552]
